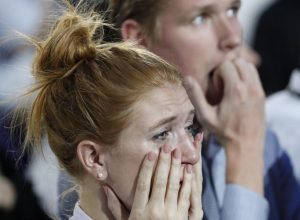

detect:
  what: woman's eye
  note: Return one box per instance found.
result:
[152,130,170,141]
[185,122,200,136]
[185,124,195,134]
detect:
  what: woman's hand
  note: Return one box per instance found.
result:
[189,133,203,220]
[104,134,203,220]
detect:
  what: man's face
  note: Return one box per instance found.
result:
[148,0,242,98]
[104,85,200,209]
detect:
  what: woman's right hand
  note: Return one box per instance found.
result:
[104,134,203,220]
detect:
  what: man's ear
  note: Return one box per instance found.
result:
[77,140,108,181]
[121,19,148,47]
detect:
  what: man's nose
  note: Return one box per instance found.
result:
[176,134,200,165]
[216,16,242,54]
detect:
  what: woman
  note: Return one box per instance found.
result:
[21,3,203,220]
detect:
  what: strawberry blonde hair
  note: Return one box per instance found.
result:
[21,2,181,178]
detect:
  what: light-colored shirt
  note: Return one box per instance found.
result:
[208,148,269,220]
[69,203,93,220]
[206,129,300,220]
[266,69,300,181]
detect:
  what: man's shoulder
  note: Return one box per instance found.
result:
[263,129,285,168]
[263,128,296,181]
[206,130,288,172]
[264,129,281,153]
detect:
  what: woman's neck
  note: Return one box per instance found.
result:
[79,181,114,220]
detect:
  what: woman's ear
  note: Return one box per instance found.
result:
[121,19,149,47]
[77,140,108,181]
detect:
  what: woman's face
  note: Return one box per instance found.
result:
[104,84,200,209]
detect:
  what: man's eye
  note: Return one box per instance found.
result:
[226,7,239,18]
[192,15,205,25]
[152,131,170,141]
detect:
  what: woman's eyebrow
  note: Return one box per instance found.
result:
[148,116,176,132]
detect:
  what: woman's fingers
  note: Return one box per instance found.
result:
[178,164,193,217]
[104,186,129,220]
[189,132,203,219]
[131,151,157,213]
[193,133,203,195]
[150,144,172,203]
[189,176,203,220]
[130,143,201,219]
[165,148,181,209]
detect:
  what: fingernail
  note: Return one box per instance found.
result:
[148,152,157,161]
[187,164,193,173]
[173,148,181,159]
[163,144,171,153]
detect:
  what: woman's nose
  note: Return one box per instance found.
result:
[176,134,200,165]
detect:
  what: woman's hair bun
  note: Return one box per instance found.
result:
[33,8,103,78]
[52,13,97,63]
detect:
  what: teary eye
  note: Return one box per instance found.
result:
[185,122,200,137]
[152,130,170,141]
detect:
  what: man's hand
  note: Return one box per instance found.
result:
[183,58,265,195]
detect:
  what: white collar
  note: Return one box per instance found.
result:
[70,202,93,220]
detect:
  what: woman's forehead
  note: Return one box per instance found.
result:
[131,86,194,126]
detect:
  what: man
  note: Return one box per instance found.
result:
[109,0,300,219]
[62,0,300,219]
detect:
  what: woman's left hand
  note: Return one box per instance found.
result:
[189,133,203,220]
